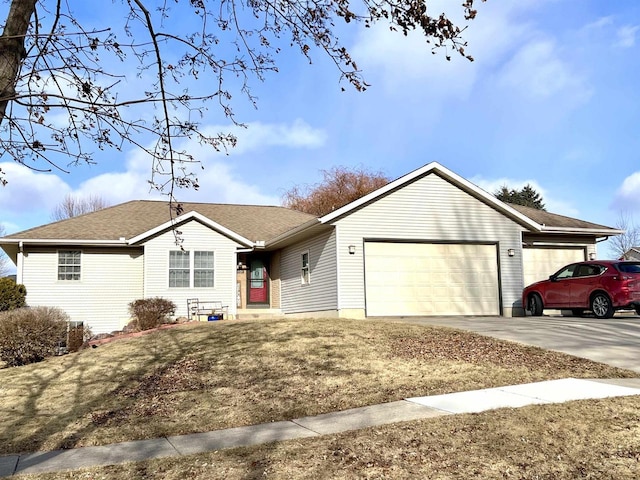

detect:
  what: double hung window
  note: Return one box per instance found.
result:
[169,250,214,288]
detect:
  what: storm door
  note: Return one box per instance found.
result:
[248,259,269,304]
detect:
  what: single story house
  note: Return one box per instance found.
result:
[0,162,621,333]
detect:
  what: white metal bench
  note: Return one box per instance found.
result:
[187,299,228,321]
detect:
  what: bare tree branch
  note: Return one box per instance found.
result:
[0,0,484,196]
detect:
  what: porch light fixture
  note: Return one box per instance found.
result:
[589,252,596,260]
[348,245,356,255]
[507,248,515,257]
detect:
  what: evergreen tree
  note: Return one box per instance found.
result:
[494,184,546,210]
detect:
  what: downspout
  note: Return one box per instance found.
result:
[17,241,24,283]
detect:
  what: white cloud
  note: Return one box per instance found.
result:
[496,38,592,103]
[201,119,327,155]
[616,25,640,48]
[611,171,640,211]
[76,119,326,206]
[0,162,71,214]
[471,175,580,217]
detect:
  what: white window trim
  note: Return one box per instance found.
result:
[194,251,215,288]
[169,250,191,288]
[57,249,82,282]
[168,249,215,288]
[301,250,310,285]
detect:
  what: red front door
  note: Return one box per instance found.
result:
[248,259,269,304]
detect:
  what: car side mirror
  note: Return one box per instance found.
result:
[549,275,557,282]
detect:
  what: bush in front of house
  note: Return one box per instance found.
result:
[0,307,68,367]
[0,277,27,312]
[128,297,176,331]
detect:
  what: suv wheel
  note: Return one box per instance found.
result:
[528,293,543,316]
[591,293,614,319]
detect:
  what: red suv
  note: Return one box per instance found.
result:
[523,260,640,319]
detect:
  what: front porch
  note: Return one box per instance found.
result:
[235,251,282,314]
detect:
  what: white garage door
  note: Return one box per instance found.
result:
[364,242,500,316]
[522,247,586,287]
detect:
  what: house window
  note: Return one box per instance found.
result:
[169,250,215,288]
[58,250,81,281]
[169,251,190,288]
[194,251,214,288]
[301,251,310,285]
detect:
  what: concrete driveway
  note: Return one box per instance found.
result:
[389,313,640,373]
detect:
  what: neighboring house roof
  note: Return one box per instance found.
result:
[2,201,316,244]
[622,247,640,260]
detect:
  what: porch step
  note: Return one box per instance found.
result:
[234,309,283,320]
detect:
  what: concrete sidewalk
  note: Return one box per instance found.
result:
[2,378,640,478]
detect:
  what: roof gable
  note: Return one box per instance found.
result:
[318,162,540,230]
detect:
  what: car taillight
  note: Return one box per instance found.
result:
[613,275,632,281]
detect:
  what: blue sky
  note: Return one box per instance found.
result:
[2,0,640,261]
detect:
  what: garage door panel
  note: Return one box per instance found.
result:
[365,242,499,316]
[523,247,586,287]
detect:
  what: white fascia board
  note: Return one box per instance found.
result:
[128,211,254,247]
[318,161,542,231]
[0,238,128,246]
[540,226,624,236]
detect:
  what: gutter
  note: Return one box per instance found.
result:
[1,238,130,246]
[539,226,624,236]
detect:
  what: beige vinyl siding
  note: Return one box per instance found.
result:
[280,229,337,313]
[142,220,241,318]
[333,172,526,314]
[21,247,143,334]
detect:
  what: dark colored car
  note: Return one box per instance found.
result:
[522,260,640,319]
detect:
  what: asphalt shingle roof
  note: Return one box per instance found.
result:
[3,200,317,243]
[507,203,614,231]
[2,199,616,245]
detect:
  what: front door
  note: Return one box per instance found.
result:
[248,259,269,304]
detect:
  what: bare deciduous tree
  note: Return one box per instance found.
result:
[283,165,389,216]
[51,194,110,220]
[610,211,640,260]
[0,0,483,210]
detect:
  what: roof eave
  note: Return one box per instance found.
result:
[539,226,623,236]
[0,238,129,246]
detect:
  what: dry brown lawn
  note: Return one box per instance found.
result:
[20,396,640,479]
[1,317,637,464]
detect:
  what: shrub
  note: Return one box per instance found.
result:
[128,297,176,331]
[0,307,68,367]
[0,277,27,312]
